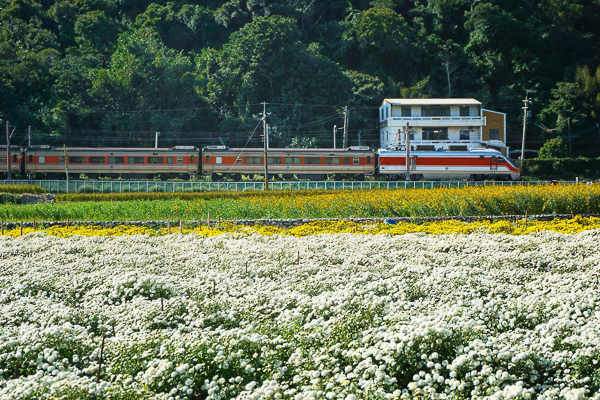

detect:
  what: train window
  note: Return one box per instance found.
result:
[246,157,262,164]
[206,155,210,164]
[148,157,164,164]
[267,157,281,164]
[236,157,242,164]
[343,157,350,165]
[367,156,371,164]
[177,157,184,164]
[89,157,105,164]
[285,157,301,164]
[353,157,359,165]
[498,158,506,163]
[28,155,33,163]
[39,156,45,164]
[59,157,64,163]
[109,157,124,164]
[215,157,222,164]
[324,157,340,165]
[190,156,195,163]
[128,157,145,164]
[69,156,85,163]
[167,157,174,164]
[0,157,5,163]
[304,157,321,164]
[12,155,17,162]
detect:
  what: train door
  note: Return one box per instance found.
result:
[490,156,498,171]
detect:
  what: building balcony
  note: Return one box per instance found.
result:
[380,116,486,127]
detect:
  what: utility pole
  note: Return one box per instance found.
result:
[63,145,69,193]
[520,93,531,162]
[405,123,411,181]
[358,131,361,146]
[6,120,11,180]
[343,106,349,148]
[261,102,269,191]
[333,125,337,149]
[567,117,572,158]
[28,126,31,148]
[155,132,160,148]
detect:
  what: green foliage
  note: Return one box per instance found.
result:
[539,136,567,159]
[0,0,599,153]
[0,185,46,194]
[0,193,20,204]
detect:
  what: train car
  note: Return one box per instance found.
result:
[0,146,25,176]
[24,146,199,178]
[378,148,520,181]
[202,146,376,179]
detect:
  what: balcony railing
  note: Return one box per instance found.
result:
[381,116,486,127]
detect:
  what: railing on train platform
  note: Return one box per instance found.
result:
[0,179,578,194]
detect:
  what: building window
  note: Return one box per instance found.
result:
[489,129,499,140]
[381,108,384,120]
[109,157,125,164]
[421,106,450,117]
[69,156,85,163]
[401,107,411,117]
[460,130,470,140]
[460,106,470,116]
[285,157,301,164]
[422,128,448,140]
[89,157,105,164]
[385,107,389,118]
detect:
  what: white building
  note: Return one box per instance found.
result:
[379,98,508,155]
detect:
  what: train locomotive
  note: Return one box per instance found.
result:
[0,144,520,181]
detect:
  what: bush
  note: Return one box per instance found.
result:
[77,184,95,194]
[0,193,20,204]
[0,184,46,194]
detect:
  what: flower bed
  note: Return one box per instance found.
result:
[2,216,600,237]
[1,231,600,399]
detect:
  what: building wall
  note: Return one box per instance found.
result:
[482,110,505,142]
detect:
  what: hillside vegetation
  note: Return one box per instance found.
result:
[1,0,599,153]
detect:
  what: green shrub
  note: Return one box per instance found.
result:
[0,185,46,194]
[0,193,20,204]
[77,184,95,194]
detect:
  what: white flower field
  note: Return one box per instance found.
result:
[1,231,600,399]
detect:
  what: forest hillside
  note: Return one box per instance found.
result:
[1,0,599,155]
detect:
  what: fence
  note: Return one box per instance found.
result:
[0,179,575,194]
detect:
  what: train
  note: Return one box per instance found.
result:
[0,144,520,181]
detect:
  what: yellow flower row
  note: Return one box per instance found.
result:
[3,216,600,238]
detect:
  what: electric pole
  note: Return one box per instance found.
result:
[261,102,269,191]
[28,126,31,148]
[333,125,337,149]
[6,120,11,180]
[520,93,531,162]
[405,123,411,181]
[567,117,572,158]
[343,106,349,148]
[155,132,160,148]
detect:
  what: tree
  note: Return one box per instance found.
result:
[538,136,567,159]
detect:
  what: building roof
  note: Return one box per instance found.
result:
[381,98,482,107]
